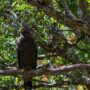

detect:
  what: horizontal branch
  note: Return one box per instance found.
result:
[0,64,90,88]
[0,64,90,77]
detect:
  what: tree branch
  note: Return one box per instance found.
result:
[0,64,90,88]
[25,0,90,35]
[0,64,90,77]
[78,0,90,24]
[60,0,77,20]
[39,42,85,64]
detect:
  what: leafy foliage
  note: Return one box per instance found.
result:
[0,0,90,90]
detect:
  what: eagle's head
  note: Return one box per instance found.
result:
[19,22,36,39]
[20,22,30,35]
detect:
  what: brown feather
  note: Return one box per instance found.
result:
[17,25,37,90]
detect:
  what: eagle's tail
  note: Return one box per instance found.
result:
[24,80,32,90]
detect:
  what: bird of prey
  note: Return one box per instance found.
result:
[17,22,37,90]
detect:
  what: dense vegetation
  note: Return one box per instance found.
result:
[0,0,90,90]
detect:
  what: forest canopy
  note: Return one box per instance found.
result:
[0,0,90,90]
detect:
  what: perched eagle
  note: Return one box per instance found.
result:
[17,22,37,90]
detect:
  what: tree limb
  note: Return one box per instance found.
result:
[60,0,77,20]
[78,0,90,24]
[25,0,90,35]
[0,64,90,77]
